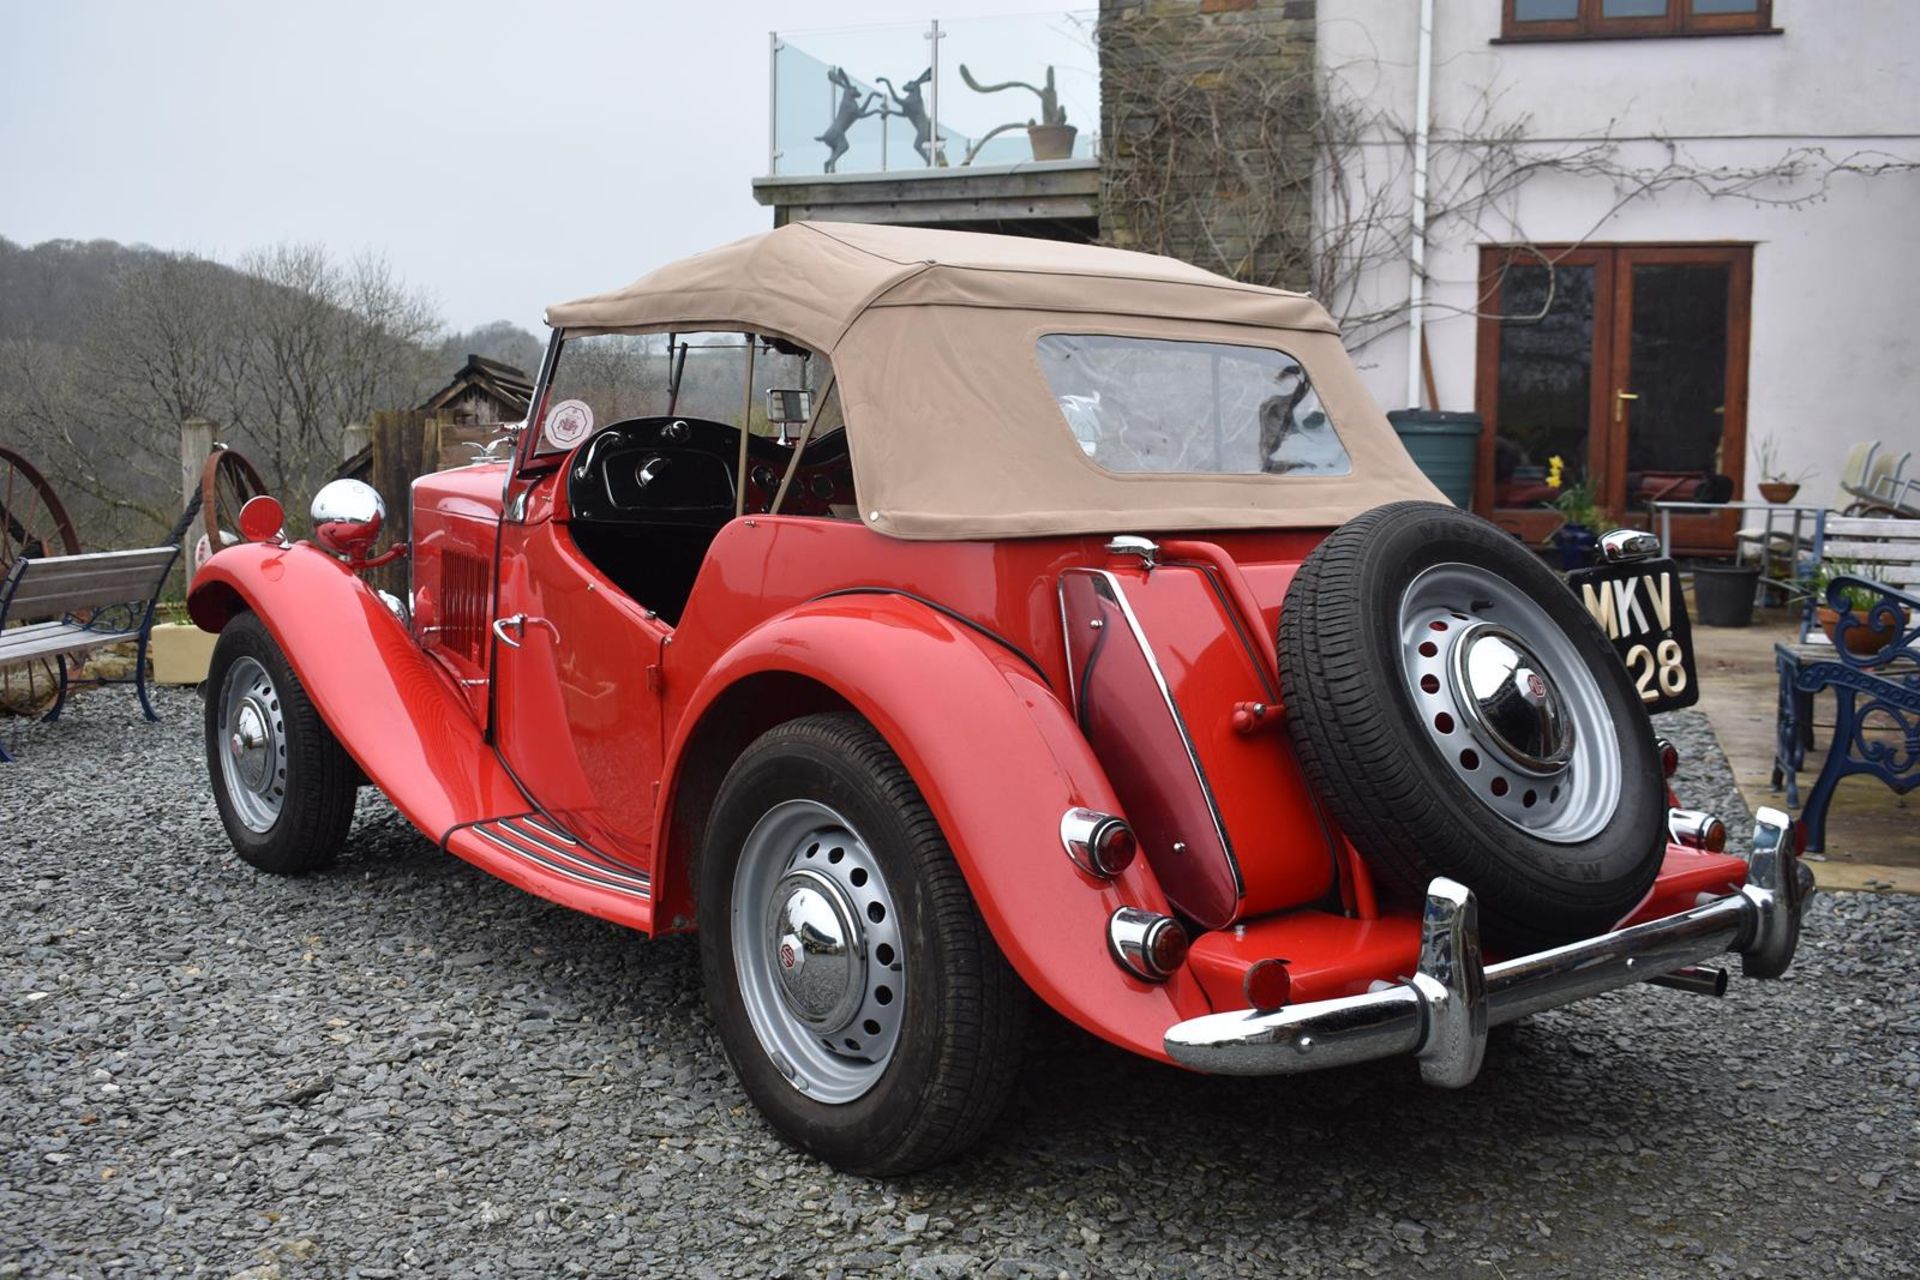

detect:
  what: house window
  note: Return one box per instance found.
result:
[1502,0,1774,40]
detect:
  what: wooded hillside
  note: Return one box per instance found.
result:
[0,236,543,550]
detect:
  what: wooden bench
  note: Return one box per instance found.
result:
[1774,574,1920,851]
[1798,515,1920,640]
[0,546,179,762]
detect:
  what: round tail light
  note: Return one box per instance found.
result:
[1091,821,1137,877]
[1656,736,1680,778]
[1061,809,1137,879]
[1668,808,1727,853]
[1108,907,1187,982]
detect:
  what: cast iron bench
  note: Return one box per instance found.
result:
[1774,574,1920,852]
[0,546,179,762]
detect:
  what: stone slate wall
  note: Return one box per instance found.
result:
[1098,0,1318,289]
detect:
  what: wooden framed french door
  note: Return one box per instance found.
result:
[1473,243,1752,555]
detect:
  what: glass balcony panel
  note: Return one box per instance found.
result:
[770,12,1097,178]
[936,12,1098,168]
[773,24,940,176]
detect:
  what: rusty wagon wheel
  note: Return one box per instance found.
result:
[0,445,84,717]
[199,445,269,568]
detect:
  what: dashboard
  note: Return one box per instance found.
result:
[566,416,855,526]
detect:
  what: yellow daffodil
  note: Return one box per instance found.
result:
[1546,455,1565,490]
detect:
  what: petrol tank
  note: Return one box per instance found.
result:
[1059,543,1339,928]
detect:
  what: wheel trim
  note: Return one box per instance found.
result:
[731,799,905,1105]
[1398,563,1621,844]
[1450,625,1574,775]
[217,656,287,833]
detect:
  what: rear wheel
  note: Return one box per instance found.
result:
[697,713,1024,1175]
[1279,501,1666,947]
[205,612,356,874]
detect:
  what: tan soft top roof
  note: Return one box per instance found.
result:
[545,221,1341,349]
[544,222,1439,539]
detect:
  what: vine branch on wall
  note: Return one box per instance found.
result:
[1098,12,1919,353]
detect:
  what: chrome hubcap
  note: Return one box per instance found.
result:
[1451,626,1573,775]
[731,800,904,1104]
[769,869,866,1030]
[1399,564,1620,843]
[217,657,286,833]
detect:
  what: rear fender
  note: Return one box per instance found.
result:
[659,593,1214,1061]
[188,543,523,840]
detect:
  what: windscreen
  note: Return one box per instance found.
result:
[534,332,835,457]
[1036,333,1352,477]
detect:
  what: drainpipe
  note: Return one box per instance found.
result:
[1405,0,1435,410]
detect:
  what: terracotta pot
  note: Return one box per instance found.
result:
[1027,123,1078,161]
[1818,604,1906,655]
[1758,481,1800,504]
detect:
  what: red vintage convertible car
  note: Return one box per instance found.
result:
[191,223,1809,1174]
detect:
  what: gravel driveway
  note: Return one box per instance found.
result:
[4,691,1916,1278]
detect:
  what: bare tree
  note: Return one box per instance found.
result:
[0,241,442,551]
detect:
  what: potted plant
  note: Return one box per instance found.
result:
[1542,454,1606,570]
[1801,559,1909,654]
[958,64,1077,162]
[1751,434,1811,505]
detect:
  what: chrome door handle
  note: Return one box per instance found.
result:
[492,614,560,649]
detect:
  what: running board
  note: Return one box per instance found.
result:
[443,813,654,933]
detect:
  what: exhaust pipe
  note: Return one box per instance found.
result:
[1647,964,1729,997]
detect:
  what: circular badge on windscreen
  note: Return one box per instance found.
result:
[543,398,594,450]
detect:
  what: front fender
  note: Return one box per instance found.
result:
[189,543,523,841]
[662,594,1214,1061]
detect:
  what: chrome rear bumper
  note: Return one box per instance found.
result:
[1163,808,1812,1083]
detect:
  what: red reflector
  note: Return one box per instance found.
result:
[1243,958,1291,1012]
[1702,819,1727,853]
[1094,822,1137,876]
[1148,920,1189,975]
[238,494,286,544]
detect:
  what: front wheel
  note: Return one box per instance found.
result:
[205,611,356,874]
[697,713,1024,1175]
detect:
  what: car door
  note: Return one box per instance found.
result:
[489,470,668,865]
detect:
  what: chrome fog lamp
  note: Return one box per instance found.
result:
[1061,808,1138,879]
[311,479,385,559]
[1668,808,1727,853]
[1109,907,1188,981]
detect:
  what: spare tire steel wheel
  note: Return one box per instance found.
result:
[1279,501,1666,947]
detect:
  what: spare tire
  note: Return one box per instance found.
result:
[1278,501,1666,947]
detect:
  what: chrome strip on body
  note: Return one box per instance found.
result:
[471,815,652,899]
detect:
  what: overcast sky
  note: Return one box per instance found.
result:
[1,0,1079,333]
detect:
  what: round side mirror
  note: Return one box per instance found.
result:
[311,479,386,561]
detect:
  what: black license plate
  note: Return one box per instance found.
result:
[1566,557,1699,713]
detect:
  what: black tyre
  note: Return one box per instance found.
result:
[205,611,356,874]
[697,713,1025,1175]
[1279,501,1666,946]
